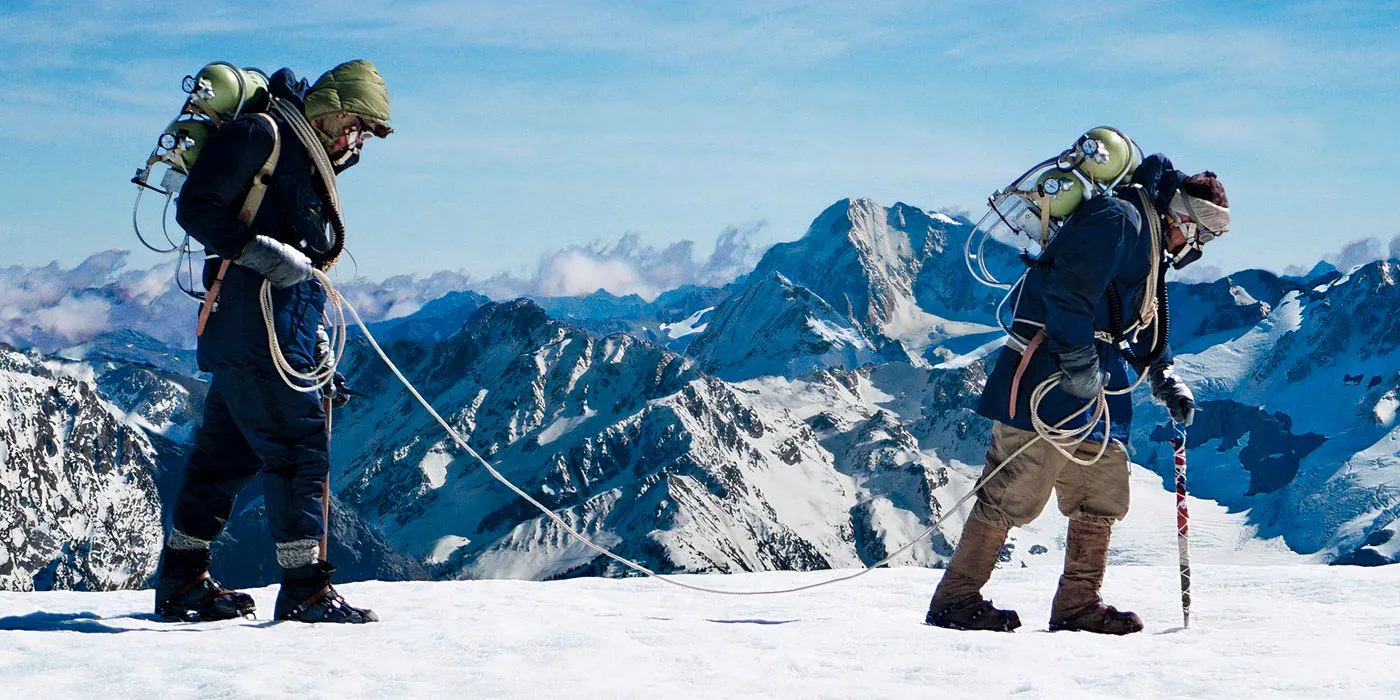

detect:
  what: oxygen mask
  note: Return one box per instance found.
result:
[324,115,388,172]
[330,140,361,172]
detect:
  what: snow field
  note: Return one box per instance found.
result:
[1,564,1398,699]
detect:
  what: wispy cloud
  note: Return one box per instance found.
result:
[480,224,769,300]
[0,0,931,72]
[1282,235,1400,276]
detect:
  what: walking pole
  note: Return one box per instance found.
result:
[1172,422,1192,628]
[320,395,332,562]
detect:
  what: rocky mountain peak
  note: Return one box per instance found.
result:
[0,346,162,591]
[686,271,877,381]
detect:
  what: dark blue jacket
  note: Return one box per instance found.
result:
[976,154,1183,443]
[175,70,329,374]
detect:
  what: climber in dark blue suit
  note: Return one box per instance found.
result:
[155,61,393,624]
[927,154,1232,635]
[977,154,1189,444]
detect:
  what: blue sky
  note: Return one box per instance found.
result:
[2,0,1397,286]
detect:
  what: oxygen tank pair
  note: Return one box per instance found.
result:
[136,62,270,191]
[130,62,270,292]
[966,126,1143,289]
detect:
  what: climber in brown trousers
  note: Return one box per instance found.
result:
[927,154,1230,634]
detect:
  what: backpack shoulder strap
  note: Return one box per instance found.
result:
[1131,185,1164,330]
[237,113,281,226]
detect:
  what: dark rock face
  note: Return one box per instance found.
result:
[93,364,206,436]
[1150,400,1327,496]
[1333,524,1399,566]
[1273,262,1400,383]
[1167,276,1279,347]
[370,290,490,344]
[328,294,984,580]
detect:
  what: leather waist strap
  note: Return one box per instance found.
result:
[1008,330,1046,420]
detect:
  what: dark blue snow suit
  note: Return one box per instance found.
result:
[170,69,333,548]
[976,154,1183,444]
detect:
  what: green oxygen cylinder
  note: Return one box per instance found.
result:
[188,63,269,119]
[1035,169,1087,219]
[1074,127,1140,185]
[159,118,216,173]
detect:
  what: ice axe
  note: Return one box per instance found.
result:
[319,375,356,561]
[1171,422,1192,628]
[320,395,332,562]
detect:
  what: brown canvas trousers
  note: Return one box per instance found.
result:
[971,421,1131,530]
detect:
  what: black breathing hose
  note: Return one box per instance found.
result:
[1107,269,1170,372]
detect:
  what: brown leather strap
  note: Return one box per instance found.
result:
[289,584,334,619]
[1008,330,1047,420]
[171,571,211,599]
[305,584,332,608]
[196,259,233,337]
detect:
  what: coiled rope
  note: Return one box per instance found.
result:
[259,275,347,393]
[258,271,1134,595]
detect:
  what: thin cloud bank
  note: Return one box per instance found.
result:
[1282,235,1400,277]
[0,251,138,352]
[340,224,768,322]
[476,224,769,301]
[0,226,769,352]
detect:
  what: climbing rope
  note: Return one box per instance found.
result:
[258,271,1137,595]
[259,275,347,393]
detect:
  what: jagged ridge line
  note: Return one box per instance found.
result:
[329,268,1086,596]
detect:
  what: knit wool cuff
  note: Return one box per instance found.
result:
[167,529,212,551]
[276,539,321,569]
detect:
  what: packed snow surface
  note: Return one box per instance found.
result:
[1,565,1397,698]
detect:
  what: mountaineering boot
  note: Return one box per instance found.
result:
[926,517,1021,632]
[1049,520,1144,635]
[154,546,256,622]
[275,562,378,624]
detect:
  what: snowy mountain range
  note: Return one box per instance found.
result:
[3,197,1399,592]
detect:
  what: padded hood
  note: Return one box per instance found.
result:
[303,60,391,126]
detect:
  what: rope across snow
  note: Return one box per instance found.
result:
[257,271,1143,596]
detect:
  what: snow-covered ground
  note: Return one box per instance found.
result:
[2,563,1397,698]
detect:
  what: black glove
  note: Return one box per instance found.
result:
[1057,345,1108,400]
[323,371,353,409]
[313,326,354,408]
[236,235,314,288]
[1149,363,1196,426]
